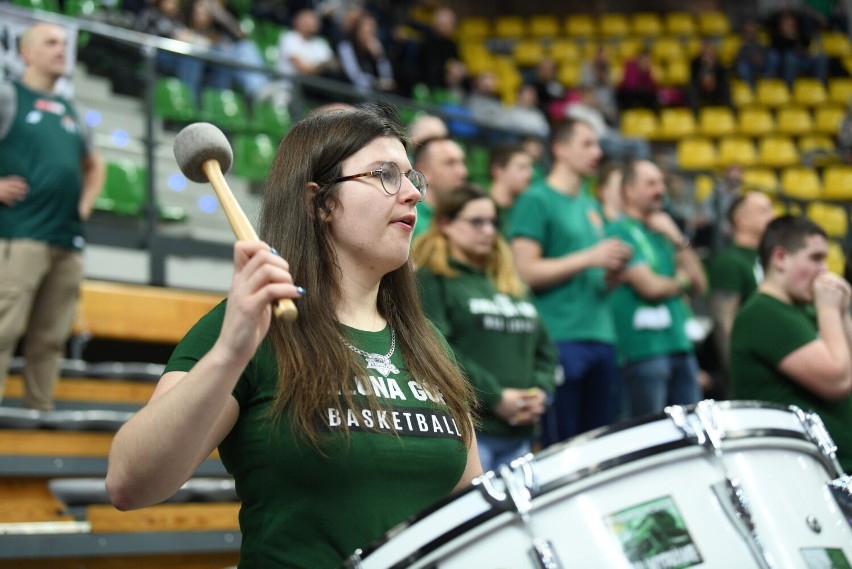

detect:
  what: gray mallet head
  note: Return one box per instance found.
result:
[173,122,234,183]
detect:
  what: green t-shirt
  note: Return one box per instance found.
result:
[730,293,852,472]
[709,245,762,300]
[165,303,468,568]
[413,199,434,240]
[0,80,90,250]
[416,260,557,438]
[509,180,614,343]
[607,216,693,364]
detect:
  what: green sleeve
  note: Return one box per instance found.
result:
[610,221,648,268]
[531,318,557,395]
[509,191,547,244]
[164,300,256,406]
[416,269,505,411]
[709,254,745,295]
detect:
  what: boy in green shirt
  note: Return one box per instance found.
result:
[730,216,852,472]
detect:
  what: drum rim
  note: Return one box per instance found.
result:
[345,400,812,566]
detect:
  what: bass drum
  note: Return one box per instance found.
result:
[345,400,852,569]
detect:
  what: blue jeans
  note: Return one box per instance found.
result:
[477,433,532,473]
[540,341,620,448]
[622,352,701,419]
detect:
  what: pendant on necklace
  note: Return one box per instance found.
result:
[364,352,399,377]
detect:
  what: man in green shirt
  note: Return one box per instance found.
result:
[0,22,104,410]
[412,136,467,238]
[510,118,632,445]
[709,191,774,386]
[487,142,534,237]
[730,216,852,472]
[608,160,707,419]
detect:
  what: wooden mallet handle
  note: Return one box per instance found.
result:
[201,159,299,322]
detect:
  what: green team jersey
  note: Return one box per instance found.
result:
[416,260,557,438]
[413,199,434,239]
[709,245,763,300]
[607,216,693,364]
[509,179,614,343]
[730,293,852,472]
[0,80,90,249]
[165,303,468,568]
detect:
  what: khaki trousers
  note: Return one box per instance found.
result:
[0,239,83,410]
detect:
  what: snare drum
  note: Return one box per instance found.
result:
[346,401,852,569]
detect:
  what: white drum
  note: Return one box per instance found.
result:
[345,400,852,569]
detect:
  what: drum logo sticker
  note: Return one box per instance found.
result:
[801,548,852,569]
[604,496,703,569]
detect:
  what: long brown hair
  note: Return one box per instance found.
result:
[412,184,526,297]
[259,103,474,449]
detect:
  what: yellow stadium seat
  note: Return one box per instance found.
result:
[821,32,851,58]
[632,12,662,37]
[694,174,715,203]
[599,14,629,38]
[549,39,581,63]
[558,63,581,86]
[807,202,848,238]
[823,165,852,200]
[718,136,758,168]
[658,107,696,140]
[827,240,846,276]
[677,137,717,170]
[665,12,696,37]
[513,40,545,67]
[662,59,690,86]
[457,17,490,40]
[755,79,791,107]
[565,15,596,38]
[792,78,828,107]
[718,35,743,67]
[829,78,852,105]
[651,36,683,62]
[618,37,644,61]
[528,15,559,38]
[738,107,775,138]
[621,108,659,139]
[814,105,846,135]
[776,106,814,137]
[799,134,837,156]
[698,11,731,36]
[743,167,779,193]
[781,166,823,200]
[758,135,800,168]
[698,106,736,138]
[773,200,803,217]
[731,80,754,107]
[494,15,525,38]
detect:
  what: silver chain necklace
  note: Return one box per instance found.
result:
[343,327,399,377]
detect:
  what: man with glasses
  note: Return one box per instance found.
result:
[412,136,468,239]
[510,118,632,446]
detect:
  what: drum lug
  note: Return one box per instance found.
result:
[713,479,777,569]
[828,475,852,528]
[344,548,364,569]
[790,405,843,475]
[529,537,561,569]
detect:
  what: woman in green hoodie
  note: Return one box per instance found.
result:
[413,184,557,472]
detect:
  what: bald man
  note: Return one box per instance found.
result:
[709,191,775,380]
[0,22,104,410]
[412,136,468,238]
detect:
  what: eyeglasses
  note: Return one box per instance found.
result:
[457,217,500,230]
[326,161,427,201]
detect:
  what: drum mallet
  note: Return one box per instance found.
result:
[173,122,298,322]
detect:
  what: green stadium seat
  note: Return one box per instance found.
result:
[234,133,276,183]
[201,88,249,132]
[63,0,100,16]
[102,160,146,216]
[154,78,196,122]
[466,144,491,187]
[13,0,60,11]
[251,101,291,137]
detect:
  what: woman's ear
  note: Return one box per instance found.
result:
[305,182,322,220]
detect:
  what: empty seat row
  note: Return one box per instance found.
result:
[677,136,841,170]
[458,11,730,40]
